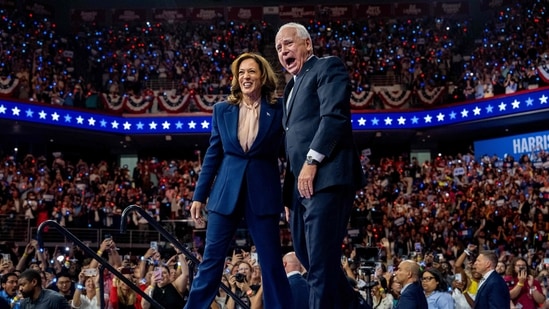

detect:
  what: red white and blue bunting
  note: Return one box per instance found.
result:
[157,92,191,113]
[100,93,124,113]
[193,94,228,113]
[537,64,549,84]
[376,87,412,109]
[0,77,19,97]
[350,89,375,109]
[123,93,153,113]
[416,86,445,106]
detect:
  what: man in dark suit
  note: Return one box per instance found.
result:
[394,260,428,309]
[283,252,309,309]
[276,22,366,309]
[473,251,511,309]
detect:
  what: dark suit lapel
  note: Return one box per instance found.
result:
[249,99,275,152]
[222,104,242,152]
[285,56,318,123]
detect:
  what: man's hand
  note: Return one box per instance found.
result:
[298,163,317,198]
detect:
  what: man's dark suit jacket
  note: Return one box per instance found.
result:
[282,56,365,205]
[474,271,511,309]
[288,273,310,309]
[396,282,428,309]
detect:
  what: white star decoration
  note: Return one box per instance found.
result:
[51,112,59,121]
[511,99,520,109]
[76,116,84,124]
[498,102,507,111]
[473,107,481,115]
[0,105,6,114]
[12,106,20,116]
[123,122,131,130]
[188,121,196,129]
[162,121,170,129]
[88,117,96,126]
[436,113,445,122]
[39,110,47,119]
[424,115,432,123]
[539,95,547,104]
[397,116,406,125]
[111,121,119,129]
[460,109,469,118]
[149,121,157,130]
[384,117,393,125]
[358,117,366,126]
[201,120,210,129]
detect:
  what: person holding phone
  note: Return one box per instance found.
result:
[506,258,545,309]
[184,53,292,309]
[142,255,189,309]
[71,269,101,309]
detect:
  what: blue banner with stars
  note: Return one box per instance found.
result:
[0,88,548,134]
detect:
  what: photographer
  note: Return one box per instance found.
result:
[506,258,545,309]
[226,261,258,309]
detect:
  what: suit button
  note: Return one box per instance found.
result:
[285,127,289,131]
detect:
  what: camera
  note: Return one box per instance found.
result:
[234,273,246,283]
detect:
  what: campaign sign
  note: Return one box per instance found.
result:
[474,130,549,161]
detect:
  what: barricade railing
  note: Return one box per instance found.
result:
[36,220,165,309]
[121,205,250,309]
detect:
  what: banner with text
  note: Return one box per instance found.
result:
[474,130,549,161]
[393,3,431,17]
[279,5,316,20]
[71,9,106,24]
[152,9,186,23]
[433,1,469,16]
[355,4,392,17]
[227,7,263,21]
[187,7,224,21]
[112,9,147,23]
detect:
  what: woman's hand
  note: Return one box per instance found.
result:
[190,201,205,225]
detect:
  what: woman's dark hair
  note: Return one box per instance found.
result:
[422,267,449,292]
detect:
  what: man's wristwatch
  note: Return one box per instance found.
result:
[306,156,319,166]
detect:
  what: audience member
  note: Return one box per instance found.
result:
[393,260,428,309]
[421,267,454,309]
[18,269,70,309]
[472,251,510,309]
[282,252,309,309]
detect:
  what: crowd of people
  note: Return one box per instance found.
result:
[1,146,549,308]
[0,0,547,111]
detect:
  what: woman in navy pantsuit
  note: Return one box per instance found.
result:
[183,53,292,309]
